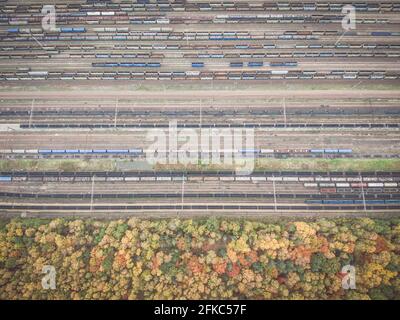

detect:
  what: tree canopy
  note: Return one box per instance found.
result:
[0,217,399,300]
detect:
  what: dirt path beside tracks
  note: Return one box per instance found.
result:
[1,89,400,101]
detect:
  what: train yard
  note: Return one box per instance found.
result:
[0,0,399,216]
[0,128,398,158]
[1,170,400,214]
[1,0,400,81]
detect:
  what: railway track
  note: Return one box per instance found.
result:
[16,122,400,129]
[1,203,399,212]
[0,191,398,201]
[2,104,400,128]
[1,169,399,212]
[1,1,400,81]
[1,1,399,217]
[1,132,398,158]
[2,170,400,178]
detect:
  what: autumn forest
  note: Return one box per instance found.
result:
[0,217,399,300]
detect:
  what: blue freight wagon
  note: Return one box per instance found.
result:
[60,27,74,33]
[119,63,135,67]
[230,62,243,67]
[367,200,385,204]
[371,32,391,36]
[324,149,339,153]
[60,27,86,33]
[323,200,354,205]
[93,150,107,154]
[320,52,334,57]
[0,176,12,182]
[92,63,118,67]
[385,200,400,204]
[7,28,19,33]
[270,62,285,67]
[70,12,87,17]
[106,149,129,154]
[73,27,86,33]
[248,62,263,67]
[192,62,204,68]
